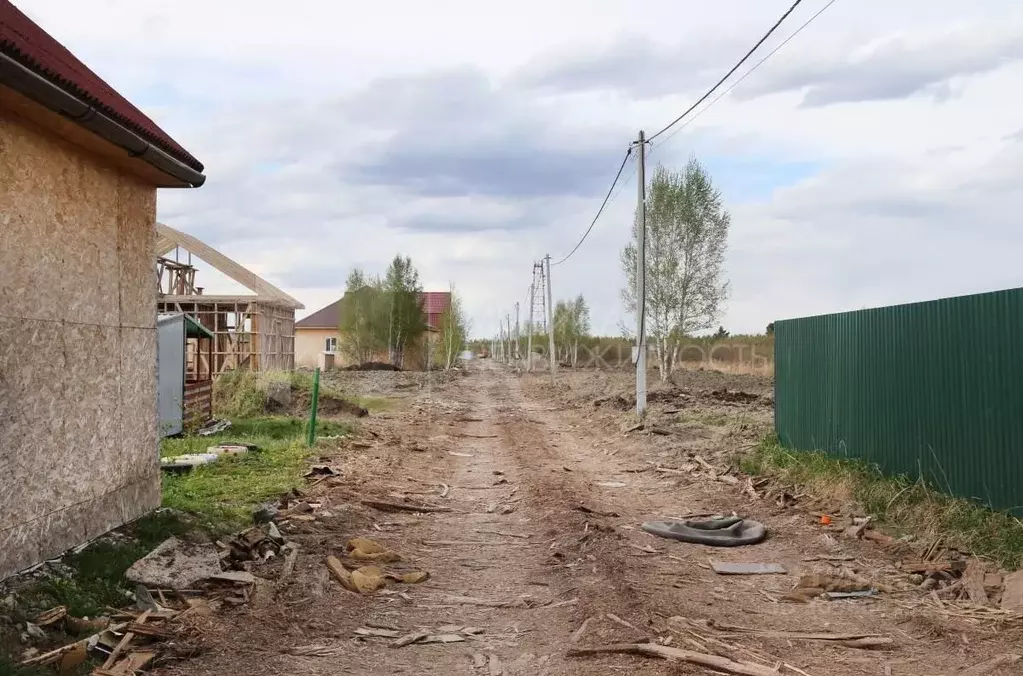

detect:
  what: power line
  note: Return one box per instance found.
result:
[647,0,806,143]
[650,0,839,155]
[550,145,633,267]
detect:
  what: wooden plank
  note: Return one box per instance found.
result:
[963,560,993,607]
[710,561,788,575]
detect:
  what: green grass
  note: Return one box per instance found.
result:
[15,511,192,619]
[160,416,352,532]
[354,396,392,412]
[742,435,1023,569]
[2,409,353,670]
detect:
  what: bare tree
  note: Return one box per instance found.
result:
[621,158,730,381]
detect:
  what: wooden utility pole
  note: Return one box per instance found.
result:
[506,314,512,364]
[635,130,647,417]
[545,254,556,379]
[526,282,535,372]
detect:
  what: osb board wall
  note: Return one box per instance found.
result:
[0,108,160,578]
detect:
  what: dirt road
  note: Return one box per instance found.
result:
[166,362,1021,676]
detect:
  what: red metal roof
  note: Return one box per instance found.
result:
[0,1,203,171]
[420,291,451,316]
[297,291,451,330]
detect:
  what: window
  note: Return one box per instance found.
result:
[325,336,338,353]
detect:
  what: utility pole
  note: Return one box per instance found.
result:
[635,130,647,417]
[514,302,520,361]
[545,254,556,379]
[526,281,535,372]
[506,314,512,365]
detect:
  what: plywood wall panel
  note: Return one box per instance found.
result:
[120,327,159,485]
[0,317,66,531]
[0,113,62,322]
[0,106,160,579]
[118,180,157,329]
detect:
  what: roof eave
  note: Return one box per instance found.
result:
[0,50,205,188]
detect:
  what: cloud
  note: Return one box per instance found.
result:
[514,35,743,98]
[736,24,1023,106]
[23,0,1023,339]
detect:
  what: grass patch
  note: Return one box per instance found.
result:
[214,370,384,419]
[354,396,392,412]
[15,511,192,619]
[742,435,1023,569]
[160,417,353,532]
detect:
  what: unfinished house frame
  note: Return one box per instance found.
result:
[156,223,304,376]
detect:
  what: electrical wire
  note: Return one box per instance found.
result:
[646,0,805,143]
[650,0,839,156]
[550,145,633,266]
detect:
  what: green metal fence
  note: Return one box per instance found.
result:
[775,287,1023,513]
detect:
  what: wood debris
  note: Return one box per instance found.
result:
[571,617,595,643]
[710,561,787,575]
[361,499,453,513]
[568,643,781,676]
[962,654,1021,676]
[33,605,67,627]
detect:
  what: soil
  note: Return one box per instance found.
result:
[156,363,1022,676]
[344,362,403,371]
[280,386,369,418]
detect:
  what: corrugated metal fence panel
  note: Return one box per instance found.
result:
[775,287,1023,513]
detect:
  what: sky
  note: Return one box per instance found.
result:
[20,0,1023,337]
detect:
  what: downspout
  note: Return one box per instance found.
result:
[0,51,206,187]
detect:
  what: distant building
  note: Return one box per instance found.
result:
[295,291,451,369]
[0,3,205,577]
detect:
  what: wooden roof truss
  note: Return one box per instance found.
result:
[155,223,303,375]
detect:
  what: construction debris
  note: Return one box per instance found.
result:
[1000,570,1023,612]
[568,643,780,676]
[784,574,877,602]
[361,499,453,513]
[686,618,893,649]
[347,537,402,563]
[390,626,482,648]
[710,561,787,575]
[641,516,767,547]
[33,605,67,627]
[962,654,1021,676]
[124,538,222,589]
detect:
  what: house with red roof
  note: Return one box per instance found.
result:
[295,290,451,369]
[0,1,205,578]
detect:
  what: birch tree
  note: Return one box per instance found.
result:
[383,255,426,369]
[338,268,386,364]
[621,158,730,381]
[435,283,470,369]
[553,295,591,366]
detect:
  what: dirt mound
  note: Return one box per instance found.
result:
[279,386,368,418]
[344,362,401,372]
[593,394,632,410]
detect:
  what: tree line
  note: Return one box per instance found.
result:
[338,255,470,370]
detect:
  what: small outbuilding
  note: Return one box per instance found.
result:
[158,314,215,437]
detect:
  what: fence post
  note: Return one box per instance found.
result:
[306,367,321,447]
